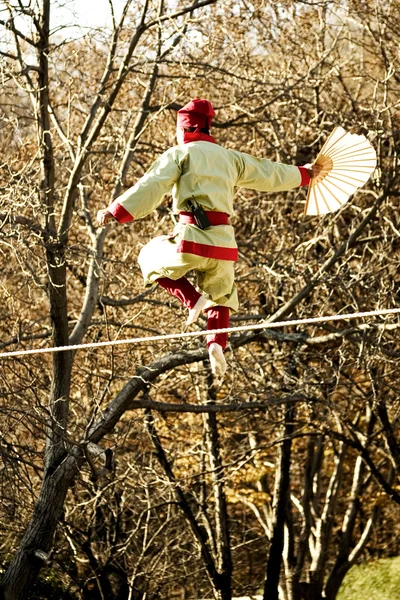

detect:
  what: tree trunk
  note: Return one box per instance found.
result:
[1,458,79,600]
[263,403,294,600]
[203,405,232,600]
[45,245,72,471]
[1,2,74,596]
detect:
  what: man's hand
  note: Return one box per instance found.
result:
[97,209,116,227]
[307,163,322,179]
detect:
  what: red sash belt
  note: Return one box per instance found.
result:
[178,211,230,226]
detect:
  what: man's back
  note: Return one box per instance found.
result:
[172,140,302,215]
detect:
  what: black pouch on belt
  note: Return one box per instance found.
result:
[187,198,211,230]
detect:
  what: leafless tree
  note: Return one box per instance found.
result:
[0,1,400,599]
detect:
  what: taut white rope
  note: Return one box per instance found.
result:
[1,308,400,359]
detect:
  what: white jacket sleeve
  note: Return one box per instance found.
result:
[234,150,301,192]
[110,149,181,220]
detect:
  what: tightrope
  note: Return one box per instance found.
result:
[1,307,400,359]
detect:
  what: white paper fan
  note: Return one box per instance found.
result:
[304,126,377,216]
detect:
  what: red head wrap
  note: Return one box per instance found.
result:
[177,98,215,131]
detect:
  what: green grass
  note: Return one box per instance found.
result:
[338,557,400,600]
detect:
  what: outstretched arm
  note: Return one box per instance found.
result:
[235,150,322,193]
[97,148,181,227]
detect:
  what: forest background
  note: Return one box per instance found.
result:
[0,0,400,599]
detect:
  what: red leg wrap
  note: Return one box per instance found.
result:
[206,306,230,349]
[157,277,200,309]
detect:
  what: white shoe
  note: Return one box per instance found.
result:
[186,295,207,325]
[208,343,227,377]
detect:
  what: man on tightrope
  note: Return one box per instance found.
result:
[97,98,320,376]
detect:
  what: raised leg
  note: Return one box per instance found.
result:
[157,276,201,309]
[157,277,206,324]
